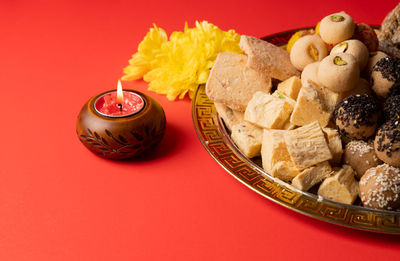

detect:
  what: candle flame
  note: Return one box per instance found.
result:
[117,80,124,104]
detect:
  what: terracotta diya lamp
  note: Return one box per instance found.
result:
[76,80,166,159]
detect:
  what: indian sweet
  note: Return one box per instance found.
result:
[231,122,263,158]
[323,127,343,166]
[334,94,380,140]
[205,8,400,211]
[289,34,328,71]
[205,52,272,111]
[343,140,382,179]
[239,35,300,81]
[374,121,400,167]
[370,56,400,98]
[365,51,388,77]
[383,95,400,122]
[359,163,400,210]
[317,165,359,204]
[301,62,320,86]
[330,39,369,70]
[319,11,355,45]
[318,53,360,92]
[290,81,338,127]
[352,23,379,52]
[286,29,315,52]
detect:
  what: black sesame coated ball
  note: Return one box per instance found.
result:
[371,56,400,97]
[334,94,380,139]
[383,95,400,122]
[374,120,400,167]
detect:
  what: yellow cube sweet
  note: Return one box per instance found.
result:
[284,121,332,169]
[261,129,291,172]
[290,81,339,127]
[272,90,296,107]
[231,122,263,158]
[318,165,359,204]
[323,127,343,166]
[245,91,293,129]
[277,76,302,100]
[291,161,333,191]
[271,161,300,182]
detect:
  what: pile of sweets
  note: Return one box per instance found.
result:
[205,6,400,211]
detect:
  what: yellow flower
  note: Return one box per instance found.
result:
[122,21,242,100]
[122,25,167,81]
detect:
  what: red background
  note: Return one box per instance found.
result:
[1,0,400,260]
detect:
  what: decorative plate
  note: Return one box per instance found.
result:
[191,28,400,234]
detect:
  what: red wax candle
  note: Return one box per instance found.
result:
[94,80,145,117]
[95,91,145,117]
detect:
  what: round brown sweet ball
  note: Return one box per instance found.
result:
[290,34,328,71]
[374,121,400,167]
[352,23,379,52]
[334,94,380,140]
[359,163,400,210]
[370,56,400,98]
[365,51,388,77]
[331,39,369,71]
[344,140,382,179]
[318,53,360,92]
[319,11,355,45]
[383,95,400,122]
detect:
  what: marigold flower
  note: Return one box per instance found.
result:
[122,21,242,100]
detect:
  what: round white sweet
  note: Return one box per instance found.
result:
[319,11,355,45]
[301,61,320,86]
[317,53,360,92]
[290,34,328,71]
[331,39,369,70]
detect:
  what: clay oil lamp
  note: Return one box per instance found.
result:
[76,80,166,159]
